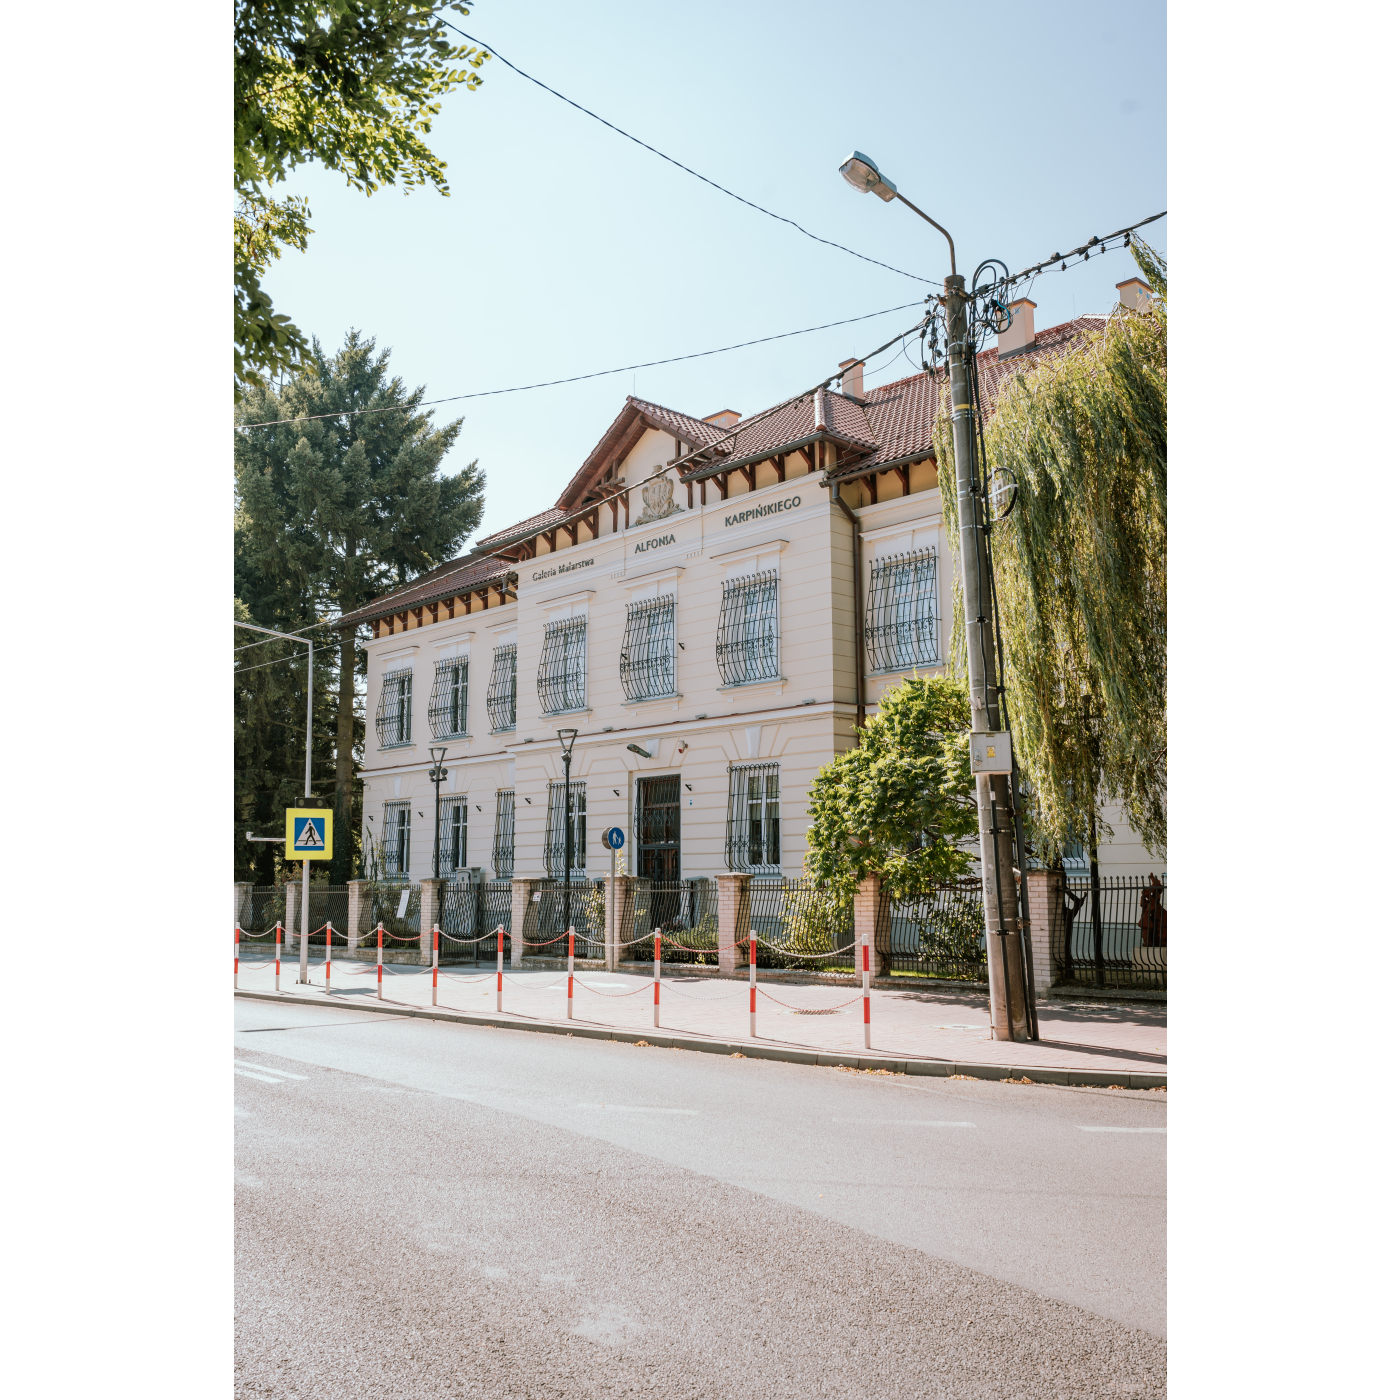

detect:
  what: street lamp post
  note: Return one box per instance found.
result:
[557,728,579,936]
[428,747,449,881]
[236,618,316,985]
[838,153,1034,1042]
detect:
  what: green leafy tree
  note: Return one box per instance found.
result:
[937,239,1168,859]
[235,331,487,880]
[805,676,978,900]
[234,1,489,395]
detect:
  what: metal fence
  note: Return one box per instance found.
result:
[615,879,720,963]
[531,879,607,960]
[746,879,855,970]
[358,880,421,944]
[306,886,350,945]
[242,886,286,941]
[438,879,514,962]
[881,880,987,981]
[1057,874,1166,991]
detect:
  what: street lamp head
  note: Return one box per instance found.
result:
[838,151,897,202]
[557,727,578,759]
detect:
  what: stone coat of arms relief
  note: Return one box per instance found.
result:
[634,473,685,526]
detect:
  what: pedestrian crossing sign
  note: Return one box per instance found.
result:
[285,808,334,861]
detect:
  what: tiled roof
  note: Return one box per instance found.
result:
[475,507,570,551]
[557,396,730,511]
[338,554,516,628]
[824,314,1111,482]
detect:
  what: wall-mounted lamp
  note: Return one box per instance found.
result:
[685,784,692,792]
[626,743,650,758]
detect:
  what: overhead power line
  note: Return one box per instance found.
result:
[235,300,924,430]
[443,24,938,289]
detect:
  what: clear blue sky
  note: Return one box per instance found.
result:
[259,0,1166,547]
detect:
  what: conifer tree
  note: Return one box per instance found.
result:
[235,330,486,880]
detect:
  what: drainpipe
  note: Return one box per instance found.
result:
[829,477,866,729]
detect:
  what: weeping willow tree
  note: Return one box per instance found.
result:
[936,240,1167,859]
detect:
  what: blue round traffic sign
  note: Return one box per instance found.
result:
[604,826,626,850]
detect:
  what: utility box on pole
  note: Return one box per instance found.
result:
[970,732,1014,775]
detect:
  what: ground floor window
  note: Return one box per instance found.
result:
[492,789,515,879]
[545,781,586,879]
[726,763,780,872]
[636,774,681,880]
[437,796,470,874]
[382,801,411,875]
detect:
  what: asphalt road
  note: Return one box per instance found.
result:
[235,998,1166,1399]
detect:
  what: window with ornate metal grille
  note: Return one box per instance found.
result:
[383,801,412,874]
[491,790,515,879]
[437,796,471,873]
[544,780,586,879]
[725,763,781,872]
[486,645,517,732]
[716,570,778,686]
[375,669,413,747]
[429,657,469,738]
[537,617,587,714]
[865,545,940,671]
[619,596,676,702]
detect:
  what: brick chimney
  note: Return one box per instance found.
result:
[838,358,865,398]
[997,299,1037,359]
[1116,277,1152,313]
[702,409,741,428]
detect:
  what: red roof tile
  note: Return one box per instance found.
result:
[338,554,516,628]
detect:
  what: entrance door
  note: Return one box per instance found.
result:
[637,775,680,882]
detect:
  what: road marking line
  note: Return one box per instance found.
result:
[234,1069,283,1084]
[1078,1126,1166,1133]
[576,1104,700,1115]
[233,1061,308,1079]
[830,1119,976,1127]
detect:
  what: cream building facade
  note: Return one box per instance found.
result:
[341,280,1163,888]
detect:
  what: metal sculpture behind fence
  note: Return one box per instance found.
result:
[1058,873,1166,991]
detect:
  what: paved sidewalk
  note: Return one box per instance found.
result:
[234,951,1165,1082]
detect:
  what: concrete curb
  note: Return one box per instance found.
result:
[232,990,1166,1090]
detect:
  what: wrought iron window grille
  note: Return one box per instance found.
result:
[375,668,414,748]
[491,789,515,880]
[544,780,587,880]
[537,617,588,714]
[382,800,412,875]
[715,570,779,687]
[429,657,469,738]
[437,795,471,873]
[619,595,676,702]
[865,545,940,672]
[725,762,781,873]
[486,645,517,732]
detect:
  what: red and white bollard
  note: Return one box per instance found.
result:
[432,923,440,1006]
[325,922,333,993]
[653,930,662,1029]
[862,927,871,1050]
[274,920,282,992]
[496,924,504,1012]
[749,932,757,1038]
[376,920,384,1001]
[234,922,241,989]
[567,927,575,1021]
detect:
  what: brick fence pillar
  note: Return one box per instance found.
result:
[283,879,299,952]
[420,879,444,963]
[1024,868,1063,998]
[346,880,368,951]
[716,873,751,974]
[854,875,889,978]
[605,875,637,971]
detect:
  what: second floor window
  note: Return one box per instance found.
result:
[726,763,780,873]
[492,789,515,879]
[486,645,517,732]
[866,545,940,671]
[382,800,411,875]
[375,669,413,747]
[545,780,586,880]
[716,570,778,686]
[429,657,469,738]
[620,595,676,702]
[537,617,587,714]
